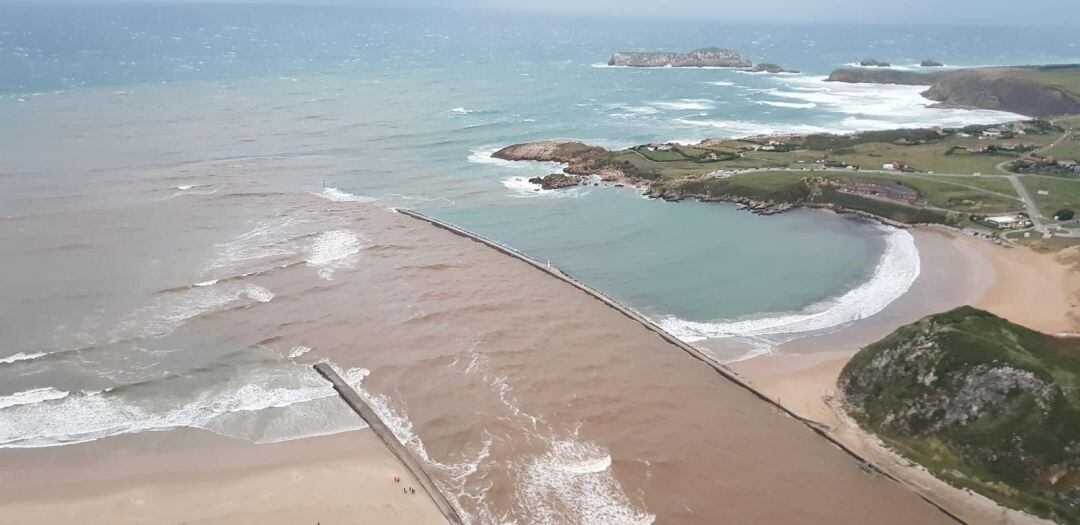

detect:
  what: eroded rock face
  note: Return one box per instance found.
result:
[922,71,1080,117]
[527,173,582,190]
[492,141,572,162]
[826,68,937,85]
[859,58,892,67]
[607,48,751,68]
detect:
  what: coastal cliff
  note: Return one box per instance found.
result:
[923,69,1080,116]
[607,48,751,68]
[839,306,1080,524]
[826,65,1080,117]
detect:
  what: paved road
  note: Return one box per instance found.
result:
[1006,174,1046,232]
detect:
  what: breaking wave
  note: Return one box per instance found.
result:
[306,229,363,280]
[317,187,377,203]
[0,352,47,366]
[659,227,920,351]
[0,364,369,448]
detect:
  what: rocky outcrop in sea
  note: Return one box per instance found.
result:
[607,48,751,68]
[528,173,582,190]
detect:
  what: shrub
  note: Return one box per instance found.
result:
[1055,208,1075,221]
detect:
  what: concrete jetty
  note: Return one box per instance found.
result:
[313,362,464,525]
[395,208,966,524]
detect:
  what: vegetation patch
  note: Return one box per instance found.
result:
[840,307,1080,523]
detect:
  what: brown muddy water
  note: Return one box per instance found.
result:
[0,154,959,523]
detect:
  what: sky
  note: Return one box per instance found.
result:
[3,0,1079,26]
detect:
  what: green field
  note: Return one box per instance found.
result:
[674,170,1021,214]
[1022,176,1080,217]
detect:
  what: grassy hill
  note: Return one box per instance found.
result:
[827,65,1080,117]
[839,306,1080,523]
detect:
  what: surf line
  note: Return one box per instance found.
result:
[313,362,465,525]
[395,208,967,525]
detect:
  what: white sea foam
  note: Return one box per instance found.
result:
[288,345,312,359]
[519,438,655,525]
[451,107,483,115]
[0,352,47,366]
[208,217,306,271]
[468,146,566,173]
[317,187,376,203]
[674,117,834,137]
[705,80,735,86]
[765,75,1023,129]
[649,98,716,111]
[608,105,661,118]
[306,229,362,280]
[0,366,364,448]
[501,177,593,200]
[659,227,920,350]
[109,284,275,341]
[194,279,219,287]
[755,100,817,109]
[0,387,70,410]
[174,184,194,190]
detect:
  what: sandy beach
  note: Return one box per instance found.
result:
[732,227,1080,525]
[0,429,446,525]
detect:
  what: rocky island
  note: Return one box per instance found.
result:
[839,306,1080,524]
[827,64,1080,116]
[748,63,799,74]
[921,58,944,67]
[607,47,752,68]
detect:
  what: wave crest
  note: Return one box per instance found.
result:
[659,227,920,348]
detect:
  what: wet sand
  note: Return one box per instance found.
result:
[732,228,1078,525]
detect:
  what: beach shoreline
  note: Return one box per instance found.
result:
[0,428,446,525]
[731,227,1080,525]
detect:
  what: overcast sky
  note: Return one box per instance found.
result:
[6,0,1080,26]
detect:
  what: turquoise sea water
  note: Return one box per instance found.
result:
[0,5,1076,448]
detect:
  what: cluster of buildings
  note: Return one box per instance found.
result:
[644,143,675,152]
[1016,154,1080,173]
[971,213,1033,230]
[964,142,1032,154]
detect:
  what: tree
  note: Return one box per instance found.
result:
[1055,208,1075,221]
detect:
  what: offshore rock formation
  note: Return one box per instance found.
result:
[839,306,1080,523]
[748,63,799,74]
[607,48,751,68]
[528,173,582,190]
[920,59,944,67]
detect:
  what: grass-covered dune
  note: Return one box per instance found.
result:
[839,306,1080,523]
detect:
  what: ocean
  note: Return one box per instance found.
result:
[0,4,1075,522]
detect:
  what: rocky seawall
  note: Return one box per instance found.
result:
[607,47,751,68]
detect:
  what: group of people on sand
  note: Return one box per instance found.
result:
[394,475,416,495]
